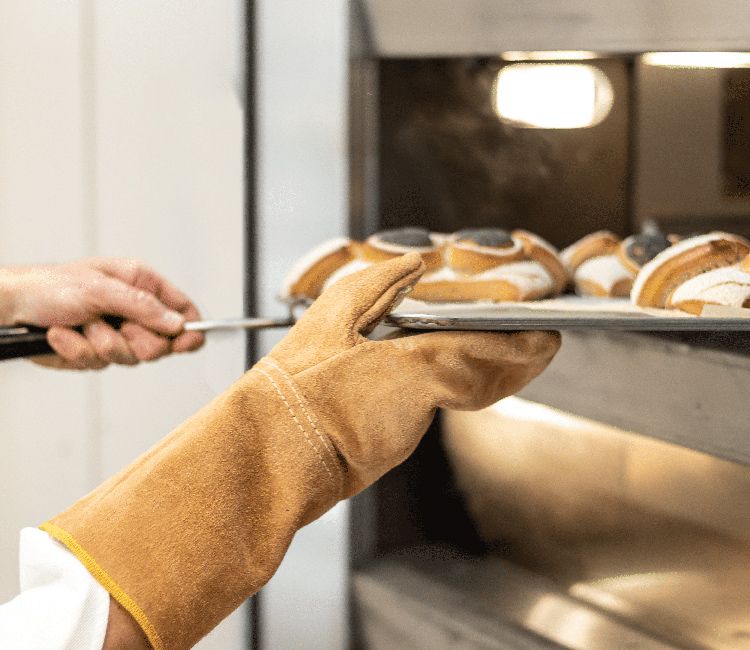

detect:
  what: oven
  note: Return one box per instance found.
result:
[345,2,750,648]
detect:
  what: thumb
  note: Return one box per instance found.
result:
[90,277,185,336]
[271,253,425,373]
[309,252,425,337]
[385,330,561,411]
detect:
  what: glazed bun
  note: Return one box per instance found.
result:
[631,232,750,308]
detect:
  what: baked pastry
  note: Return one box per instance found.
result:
[668,266,750,314]
[631,232,750,308]
[280,237,354,302]
[356,227,444,270]
[512,229,569,295]
[287,226,565,304]
[416,228,562,302]
[561,231,633,297]
[322,227,445,295]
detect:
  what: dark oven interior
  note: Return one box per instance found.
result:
[349,50,750,650]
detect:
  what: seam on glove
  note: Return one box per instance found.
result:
[255,365,338,485]
[39,521,164,650]
[260,357,340,470]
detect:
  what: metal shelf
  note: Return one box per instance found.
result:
[518,330,750,465]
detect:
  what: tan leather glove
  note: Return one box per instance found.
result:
[41,253,560,650]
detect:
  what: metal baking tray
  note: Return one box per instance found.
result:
[386,297,750,331]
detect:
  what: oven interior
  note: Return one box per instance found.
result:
[349,5,750,649]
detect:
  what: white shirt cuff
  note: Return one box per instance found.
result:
[0,527,109,649]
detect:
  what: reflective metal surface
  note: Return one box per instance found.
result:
[443,398,750,649]
[356,550,673,649]
[361,0,750,57]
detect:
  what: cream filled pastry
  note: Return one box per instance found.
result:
[560,230,620,276]
[669,266,750,315]
[574,255,635,298]
[319,227,445,294]
[562,231,633,297]
[415,259,554,302]
[512,229,568,294]
[280,237,354,302]
[357,227,444,271]
[631,232,750,308]
[445,228,526,274]
[413,228,560,302]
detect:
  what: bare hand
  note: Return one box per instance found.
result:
[0,258,204,370]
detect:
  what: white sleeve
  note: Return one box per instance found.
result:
[0,527,109,650]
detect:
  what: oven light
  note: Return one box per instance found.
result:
[642,51,750,68]
[493,63,614,129]
[501,50,600,62]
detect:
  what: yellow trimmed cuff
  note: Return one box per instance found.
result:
[39,521,163,650]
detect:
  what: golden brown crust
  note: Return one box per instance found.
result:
[411,279,523,302]
[358,240,444,271]
[445,240,525,274]
[634,238,750,307]
[742,254,750,274]
[610,277,634,298]
[561,231,620,273]
[289,247,354,300]
[617,244,641,275]
[512,229,568,295]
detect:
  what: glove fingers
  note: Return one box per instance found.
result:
[311,252,425,337]
[271,253,425,373]
[386,330,561,411]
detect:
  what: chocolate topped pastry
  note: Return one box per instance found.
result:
[454,228,514,248]
[632,231,750,308]
[619,222,672,273]
[421,227,565,302]
[377,227,434,248]
[624,232,671,266]
[357,226,444,271]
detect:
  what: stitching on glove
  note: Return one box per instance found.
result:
[256,365,337,484]
[260,357,340,469]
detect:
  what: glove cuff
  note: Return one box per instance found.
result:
[41,360,344,649]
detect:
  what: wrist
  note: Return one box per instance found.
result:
[0,268,21,325]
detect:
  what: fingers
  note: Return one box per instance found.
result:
[83,320,138,366]
[90,257,201,326]
[307,252,425,340]
[46,327,108,370]
[119,322,172,361]
[89,276,186,336]
[386,330,561,411]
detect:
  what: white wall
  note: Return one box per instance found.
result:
[0,1,247,647]
[256,0,350,648]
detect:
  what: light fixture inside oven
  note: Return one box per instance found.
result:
[493,63,614,129]
[642,51,750,68]
[501,50,601,62]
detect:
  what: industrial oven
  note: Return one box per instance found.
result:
[345,2,750,648]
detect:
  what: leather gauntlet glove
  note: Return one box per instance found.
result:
[41,253,560,649]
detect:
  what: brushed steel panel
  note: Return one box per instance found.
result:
[363,0,750,57]
[442,399,750,648]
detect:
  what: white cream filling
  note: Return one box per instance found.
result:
[281,237,351,297]
[575,255,633,293]
[669,265,750,308]
[631,231,748,303]
[420,260,553,296]
[321,258,371,289]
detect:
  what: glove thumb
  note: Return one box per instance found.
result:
[271,252,425,373]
